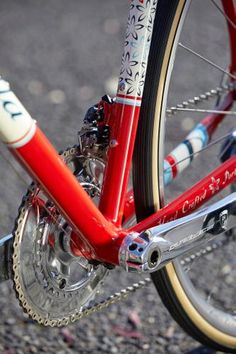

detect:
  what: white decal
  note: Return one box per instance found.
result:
[156,210,179,225]
[118,0,157,98]
[0,79,35,147]
[222,168,236,185]
[182,189,207,214]
[169,224,214,251]
[209,176,220,194]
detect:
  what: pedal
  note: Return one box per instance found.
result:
[119,193,236,273]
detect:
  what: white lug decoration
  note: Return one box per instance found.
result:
[117,0,158,100]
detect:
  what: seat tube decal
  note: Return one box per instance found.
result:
[0,78,36,148]
[100,0,158,223]
[116,0,158,106]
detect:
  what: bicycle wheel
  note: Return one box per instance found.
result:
[133,0,236,352]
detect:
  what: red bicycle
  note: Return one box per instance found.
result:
[0,0,236,352]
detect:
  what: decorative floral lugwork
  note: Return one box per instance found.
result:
[118,0,158,99]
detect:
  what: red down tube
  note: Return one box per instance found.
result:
[13,126,121,263]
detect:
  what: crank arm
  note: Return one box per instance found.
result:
[119,193,236,272]
[0,233,12,282]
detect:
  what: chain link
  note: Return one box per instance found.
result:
[180,235,232,267]
[68,277,152,325]
[166,82,236,116]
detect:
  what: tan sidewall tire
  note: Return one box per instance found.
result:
[134,0,236,350]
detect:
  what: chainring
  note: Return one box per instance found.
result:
[12,146,108,326]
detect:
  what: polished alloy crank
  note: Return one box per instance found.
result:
[119,193,236,272]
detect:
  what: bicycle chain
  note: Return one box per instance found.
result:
[12,82,236,326]
[166,82,236,115]
[180,235,233,267]
[66,233,233,325]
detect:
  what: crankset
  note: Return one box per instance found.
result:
[11,146,108,326]
[119,193,236,272]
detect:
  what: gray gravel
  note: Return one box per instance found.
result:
[0,1,233,353]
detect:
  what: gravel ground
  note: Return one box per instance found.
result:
[0,1,234,353]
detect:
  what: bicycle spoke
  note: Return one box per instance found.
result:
[179,42,236,80]
[206,265,221,304]
[210,0,236,29]
[173,107,236,115]
[218,136,234,160]
[163,132,232,174]
[180,233,235,271]
[166,82,236,115]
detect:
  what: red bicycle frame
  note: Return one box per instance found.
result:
[0,0,235,266]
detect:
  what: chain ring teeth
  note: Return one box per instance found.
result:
[12,146,108,327]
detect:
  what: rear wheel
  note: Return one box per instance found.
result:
[133,0,236,351]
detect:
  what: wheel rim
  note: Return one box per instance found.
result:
[151,0,236,346]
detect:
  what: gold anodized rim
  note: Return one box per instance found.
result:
[152,0,236,348]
